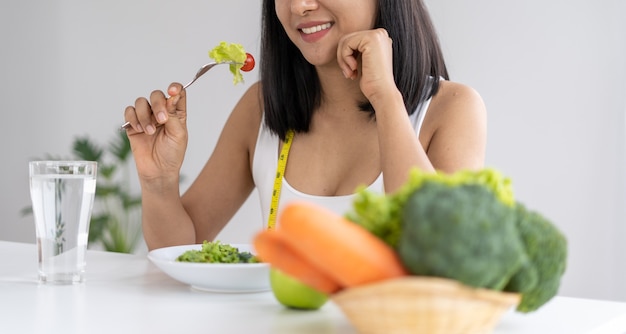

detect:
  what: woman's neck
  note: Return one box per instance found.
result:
[315,64,366,109]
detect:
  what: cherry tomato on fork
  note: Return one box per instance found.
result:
[241,53,255,72]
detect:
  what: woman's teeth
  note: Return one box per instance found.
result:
[301,23,331,35]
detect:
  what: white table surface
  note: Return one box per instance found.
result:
[1,240,626,334]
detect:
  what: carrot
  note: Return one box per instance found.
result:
[277,201,408,288]
[253,230,342,294]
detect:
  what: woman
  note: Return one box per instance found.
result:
[123,0,486,251]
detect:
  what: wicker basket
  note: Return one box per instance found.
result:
[332,276,520,334]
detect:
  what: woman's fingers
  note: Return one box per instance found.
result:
[338,44,360,80]
[166,83,187,121]
[123,105,142,133]
[131,96,159,134]
[337,28,396,100]
[162,83,188,135]
[338,28,392,76]
[123,82,187,135]
[337,29,393,72]
[149,89,169,125]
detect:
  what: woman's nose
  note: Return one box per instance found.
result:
[291,0,318,16]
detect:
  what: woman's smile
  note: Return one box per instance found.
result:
[298,22,333,42]
[300,22,332,35]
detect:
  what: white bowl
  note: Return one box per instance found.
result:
[148,244,270,293]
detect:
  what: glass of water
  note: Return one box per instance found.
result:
[29,161,97,284]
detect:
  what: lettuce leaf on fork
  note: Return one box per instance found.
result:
[208,41,248,85]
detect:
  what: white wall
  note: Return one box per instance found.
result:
[1,1,625,302]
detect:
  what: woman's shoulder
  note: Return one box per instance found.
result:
[413,80,487,172]
[426,79,486,128]
[432,80,485,111]
[418,79,487,166]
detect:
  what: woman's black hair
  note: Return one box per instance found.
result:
[261,0,449,140]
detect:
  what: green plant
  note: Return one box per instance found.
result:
[72,131,142,253]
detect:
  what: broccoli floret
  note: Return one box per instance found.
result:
[505,203,568,313]
[346,168,515,248]
[398,182,527,290]
[345,188,402,247]
[501,258,539,295]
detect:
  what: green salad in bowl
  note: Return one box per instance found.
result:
[148,241,269,293]
[176,240,259,264]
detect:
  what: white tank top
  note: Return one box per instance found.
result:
[252,97,432,228]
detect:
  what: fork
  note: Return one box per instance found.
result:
[120,61,239,130]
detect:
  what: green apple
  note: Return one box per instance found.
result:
[270,268,328,310]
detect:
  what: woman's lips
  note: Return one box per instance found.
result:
[301,22,332,35]
[298,22,332,43]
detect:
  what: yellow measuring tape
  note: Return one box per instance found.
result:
[267,130,295,230]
